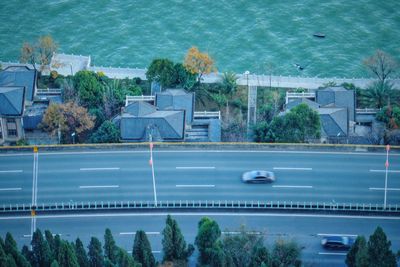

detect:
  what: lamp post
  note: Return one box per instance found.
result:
[245,71,250,138]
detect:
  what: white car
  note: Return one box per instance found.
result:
[241,171,276,183]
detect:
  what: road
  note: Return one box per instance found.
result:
[0,149,399,205]
[0,212,399,266]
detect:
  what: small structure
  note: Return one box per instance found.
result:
[285,86,355,141]
[50,53,91,76]
[0,66,37,103]
[117,89,221,142]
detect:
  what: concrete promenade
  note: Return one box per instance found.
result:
[2,53,400,89]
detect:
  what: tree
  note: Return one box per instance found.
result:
[364,50,398,84]
[45,230,55,259]
[74,71,105,109]
[22,245,34,266]
[31,229,52,267]
[88,237,104,267]
[50,260,60,267]
[0,238,8,266]
[58,241,79,267]
[346,236,367,267]
[184,46,216,82]
[367,226,397,267]
[116,248,140,267]
[132,230,156,267]
[195,217,222,265]
[4,232,31,267]
[173,63,197,89]
[40,102,95,143]
[221,225,265,267]
[249,246,270,267]
[75,238,89,267]
[20,35,58,72]
[221,72,238,116]
[360,81,397,108]
[376,105,400,129]
[104,228,118,265]
[162,215,194,264]
[271,239,301,267]
[90,121,120,143]
[146,58,176,89]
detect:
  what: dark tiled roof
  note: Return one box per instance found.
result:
[124,101,157,116]
[0,86,25,116]
[316,86,355,121]
[156,89,194,124]
[0,66,36,101]
[319,108,348,137]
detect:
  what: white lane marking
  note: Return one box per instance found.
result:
[222,231,263,235]
[370,169,400,173]
[0,187,22,191]
[317,233,358,237]
[23,234,32,238]
[272,185,313,189]
[318,252,347,256]
[369,187,400,191]
[80,167,120,171]
[176,184,215,188]
[0,170,23,173]
[176,166,215,170]
[2,212,400,220]
[273,167,312,171]
[127,250,161,254]
[79,185,119,189]
[120,231,160,235]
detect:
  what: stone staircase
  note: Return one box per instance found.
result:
[185,125,209,142]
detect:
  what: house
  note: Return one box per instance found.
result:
[0,66,37,103]
[116,89,221,142]
[115,101,185,141]
[0,86,26,144]
[285,86,355,141]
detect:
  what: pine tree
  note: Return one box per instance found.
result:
[162,215,194,264]
[22,245,34,265]
[367,226,397,267]
[88,237,104,267]
[75,238,89,267]
[132,230,156,267]
[116,248,139,267]
[195,217,221,266]
[50,259,60,267]
[31,229,52,267]
[58,240,79,267]
[104,228,118,264]
[5,254,18,267]
[53,235,62,261]
[346,236,367,267]
[0,240,8,266]
[4,232,31,267]
[45,230,55,256]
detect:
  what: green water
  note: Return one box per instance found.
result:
[1,0,399,77]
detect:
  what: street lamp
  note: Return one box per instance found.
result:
[245,71,250,138]
[384,144,390,209]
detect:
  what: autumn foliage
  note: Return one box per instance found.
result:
[40,102,94,143]
[184,46,216,82]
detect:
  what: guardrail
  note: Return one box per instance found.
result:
[36,88,62,95]
[1,200,399,214]
[194,111,221,120]
[355,108,381,114]
[285,92,316,104]
[125,95,156,106]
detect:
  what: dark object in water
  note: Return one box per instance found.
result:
[313,33,325,38]
[294,63,304,70]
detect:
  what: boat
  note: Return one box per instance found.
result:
[313,33,326,38]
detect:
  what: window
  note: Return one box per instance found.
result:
[8,129,17,137]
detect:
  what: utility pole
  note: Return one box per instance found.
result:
[384,144,390,209]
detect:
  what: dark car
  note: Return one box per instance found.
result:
[321,236,355,250]
[241,170,275,183]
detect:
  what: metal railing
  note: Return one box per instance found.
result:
[125,95,155,106]
[194,111,221,120]
[285,92,316,104]
[1,200,399,214]
[36,88,62,95]
[356,108,381,114]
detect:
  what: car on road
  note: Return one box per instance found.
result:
[321,236,355,250]
[241,170,275,183]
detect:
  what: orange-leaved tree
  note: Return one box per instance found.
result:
[183,46,216,83]
[40,102,95,143]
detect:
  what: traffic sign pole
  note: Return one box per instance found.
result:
[384,145,390,209]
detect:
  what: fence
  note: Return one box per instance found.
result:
[1,200,399,214]
[194,111,221,120]
[125,95,155,106]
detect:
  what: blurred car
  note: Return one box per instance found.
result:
[241,170,275,183]
[321,236,355,250]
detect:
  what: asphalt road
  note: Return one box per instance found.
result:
[0,212,399,266]
[0,149,399,205]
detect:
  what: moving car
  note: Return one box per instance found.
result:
[321,236,355,250]
[241,170,275,183]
